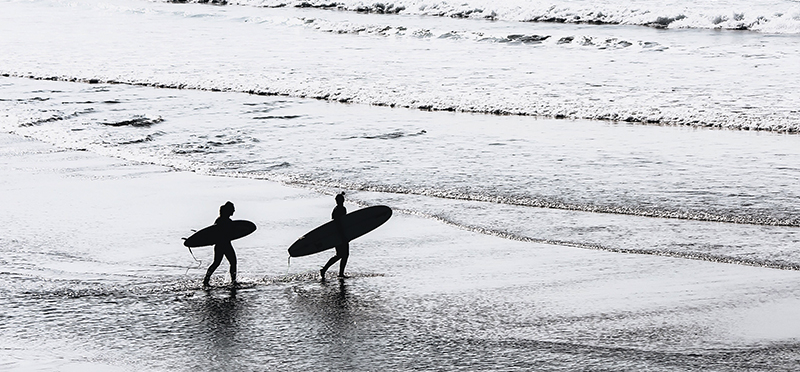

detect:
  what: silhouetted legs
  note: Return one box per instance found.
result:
[320,243,349,279]
[204,245,237,287]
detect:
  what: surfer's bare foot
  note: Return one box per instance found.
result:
[337,274,348,278]
[320,268,326,280]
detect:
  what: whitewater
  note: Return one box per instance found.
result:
[2,0,800,130]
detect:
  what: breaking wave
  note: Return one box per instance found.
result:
[101,115,164,127]
[179,0,800,34]
[5,74,799,134]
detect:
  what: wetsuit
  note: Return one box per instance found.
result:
[332,204,349,263]
[204,216,237,285]
[321,203,348,277]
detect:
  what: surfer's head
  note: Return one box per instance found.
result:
[335,192,345,205]
[220,201,235,217]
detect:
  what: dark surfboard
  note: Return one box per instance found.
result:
[183,220,257,248]
[288,205,392,257]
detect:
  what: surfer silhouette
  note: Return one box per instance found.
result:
[204,201,237,287]
[321,193,349,279]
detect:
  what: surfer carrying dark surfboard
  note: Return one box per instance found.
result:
[320,193,349,279]
[203,201,238,287]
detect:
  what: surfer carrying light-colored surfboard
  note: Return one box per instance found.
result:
[203,201,238,287]
[320,193,349,279]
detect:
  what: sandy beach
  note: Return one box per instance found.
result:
[3,131,799,370]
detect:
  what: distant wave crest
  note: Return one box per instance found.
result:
[196,0,800,34]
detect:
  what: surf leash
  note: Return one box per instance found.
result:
[182,232,203,274]
[184,247,203,275]
[188,247,202,264]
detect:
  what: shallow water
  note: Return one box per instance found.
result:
[4,254,800,371]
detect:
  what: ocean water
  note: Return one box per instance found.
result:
[1,0,800,370]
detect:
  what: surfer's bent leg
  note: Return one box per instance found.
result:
[321,255,340,279]
[225,247,237,283]
[204,246,224,286]
[337,243,349,277]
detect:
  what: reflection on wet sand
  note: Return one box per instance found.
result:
[287,278,386,369]
[198,287,246,368]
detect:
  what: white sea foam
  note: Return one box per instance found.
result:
[226,0,800,33]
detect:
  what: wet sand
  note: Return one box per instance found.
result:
[2,132,800,371]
